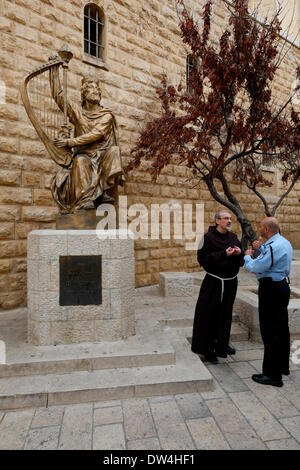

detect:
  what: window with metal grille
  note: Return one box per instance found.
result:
[186,55,196,94]
[84,4,104,60]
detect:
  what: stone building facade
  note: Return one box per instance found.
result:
[0,0,299,312]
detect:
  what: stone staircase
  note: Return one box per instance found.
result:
[0,279,250,411]
[0,289,213,411]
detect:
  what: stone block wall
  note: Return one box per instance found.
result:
[0,0,299,312]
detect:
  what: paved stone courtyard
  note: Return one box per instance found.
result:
[0,338,299,450]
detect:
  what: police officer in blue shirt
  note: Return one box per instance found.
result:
[244,217,293,387]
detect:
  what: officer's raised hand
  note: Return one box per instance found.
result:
[245,247,254,256]
[252,237,263,250]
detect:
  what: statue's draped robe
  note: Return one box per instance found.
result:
[50,68,124,211]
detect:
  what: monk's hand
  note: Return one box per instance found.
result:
[226,247,234,256]
[54,138,69,148]
[232,246,241,255]
[245,247,254,256]
[252,237,263,250]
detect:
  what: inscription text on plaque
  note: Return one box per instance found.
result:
[59,255,102,306]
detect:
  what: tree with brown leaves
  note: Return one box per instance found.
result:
[126,0,300,248]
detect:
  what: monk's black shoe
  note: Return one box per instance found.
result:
[204,353,218,365]
[252,374,283,387]
[227,345,236,355]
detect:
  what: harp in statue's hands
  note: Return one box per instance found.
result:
[20,44,74,168]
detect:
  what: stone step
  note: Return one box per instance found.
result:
[230,322,249,341]
[159,318,193,328]
[0,332,176,379]
[0,355,213,411]
[159,313,246,331]
[293,250,300,260]
[177,321,249,342]
[232,314,240,323]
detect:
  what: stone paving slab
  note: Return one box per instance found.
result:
[0,409,34,450]
[175,393,211,420]
[229,391,290,441]
[31,406,64,428]
[266,438,300,450]
[150,401,195,450]
[186,417,230,450]
[94,406,123,426]
[123,398,156,441]
[93,423,126,450]
[127,437,161,450]
[228,361,259,379]
[200,380,227,400]
[206,397,266,450]
[243,378,299,418]
[206,364,250,393]
[58,403,93,450]
[290,370,300,385]
[24,426,60,450]
[277,380,300,410]
[279,416,300,442]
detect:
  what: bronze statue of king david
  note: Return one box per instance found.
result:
[20,44,125,214]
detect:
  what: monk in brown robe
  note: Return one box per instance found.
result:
[50,68,125,212]
[191,210,244,364]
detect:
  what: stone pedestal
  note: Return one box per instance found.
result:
[27,230,135,346]
[159,272,194,297]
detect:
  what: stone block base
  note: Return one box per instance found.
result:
[159,272,194,297]
[235,286,300,343]
[27,230,135,345]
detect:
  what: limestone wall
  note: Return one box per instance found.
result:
[248,0,300,41]
[0,0,299,311]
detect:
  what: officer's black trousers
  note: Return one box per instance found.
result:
[258,278,290,380]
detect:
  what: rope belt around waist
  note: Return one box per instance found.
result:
[205,271,238,302]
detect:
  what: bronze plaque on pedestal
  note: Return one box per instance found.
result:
[59,255,102,306]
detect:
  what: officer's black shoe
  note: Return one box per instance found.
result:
[227,345,236,355]
[204,353,219,365]
[252,374,283,387]
[282,370,290,376]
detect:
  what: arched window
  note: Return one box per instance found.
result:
[186,55,196,94]
[84,4,104,60]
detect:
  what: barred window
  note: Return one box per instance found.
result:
[186,55,196,94]
[84,4,104,60]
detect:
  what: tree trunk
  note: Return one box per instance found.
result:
[203,175,258,251]
[239,217,257,251]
